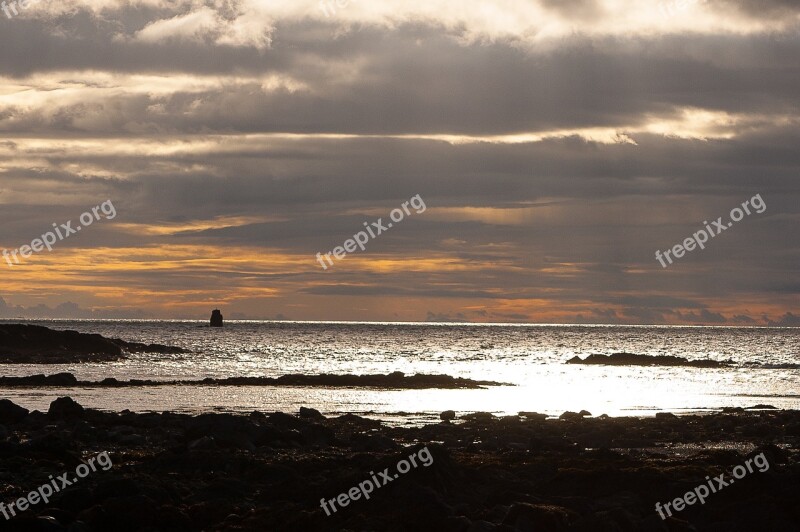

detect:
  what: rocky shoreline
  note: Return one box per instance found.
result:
[0,372,507,389]
[0,324,188,363]
[0,398,797,531]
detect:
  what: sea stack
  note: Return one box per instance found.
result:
[210,309,223,327]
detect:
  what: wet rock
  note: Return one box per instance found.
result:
[440,410,456,421]
[333,413,383,429]
[351,432,398,451]
[188,435,217,450]
[396,484,455,529]
[722,406,744,413]
[299,423,337,446]
[298,406,325,420]
[519,411,548,421]
[749,443,790,465]
[502,503,572,531]
[25,432,78,456]
[210,309,224,327]
[567,352,730,368]
[49,396,85,419]
[157,504,194,530]
[93,495,161,529]
[461,412,495,421]
[559,411,590,421]
[656,412,678,419]
[267,412,308,430]
[467,520,498,531]
[0,398,29,424]
[50,372,80,386]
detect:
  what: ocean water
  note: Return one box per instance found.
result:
[1,320,798,425]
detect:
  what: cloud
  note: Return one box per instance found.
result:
[765,312,800,327]
[425,311,468,323]
[0,1,797,322]
[0,296,152,319]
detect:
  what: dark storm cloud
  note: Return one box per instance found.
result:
[0,22,799,136]
[717,0,800,17]
[0,1,798,322]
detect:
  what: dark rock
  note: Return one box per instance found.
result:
[333,413,383,429]
[351,432,398,451]
[267,411,308,430]
[188,435,217,450]
[396,485,455,529]
[0,323,186,363]
[519,411,548,421]
[94,495,160,530]
[722,407,744,413]
[298,406,325,420]
[48,372,79,385]
[156,505,194,531]
[656,412,678,419]
[567,352,730,368]
[0,398,29,424]
[299,423,337,446]
[0,324,122,363]
[502,503,572,531]
[749,443,790,465]
[745,404,777,410]
[559,411,590,421]
[461,412,495,421]
[440,410,456,421]
[0,372,506,390]
[49,396,85,419]
[25,432,78,455]
[210,309,224,327]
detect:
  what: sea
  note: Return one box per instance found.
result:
[1,320,798,425]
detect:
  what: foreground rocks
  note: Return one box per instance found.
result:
[0,324,188,363]
[0,398,798,531]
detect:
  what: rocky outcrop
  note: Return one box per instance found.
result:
[566,352,731,368]
[210,309,223,327]
[0,324,188,363]
[0,371,508,389]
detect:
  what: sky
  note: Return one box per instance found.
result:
[0,0,798,324]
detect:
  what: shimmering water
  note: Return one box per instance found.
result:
[1,320,798,425]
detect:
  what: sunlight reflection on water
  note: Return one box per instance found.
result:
[1,321,798,423]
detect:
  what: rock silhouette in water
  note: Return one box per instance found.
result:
[210,309,224,327]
